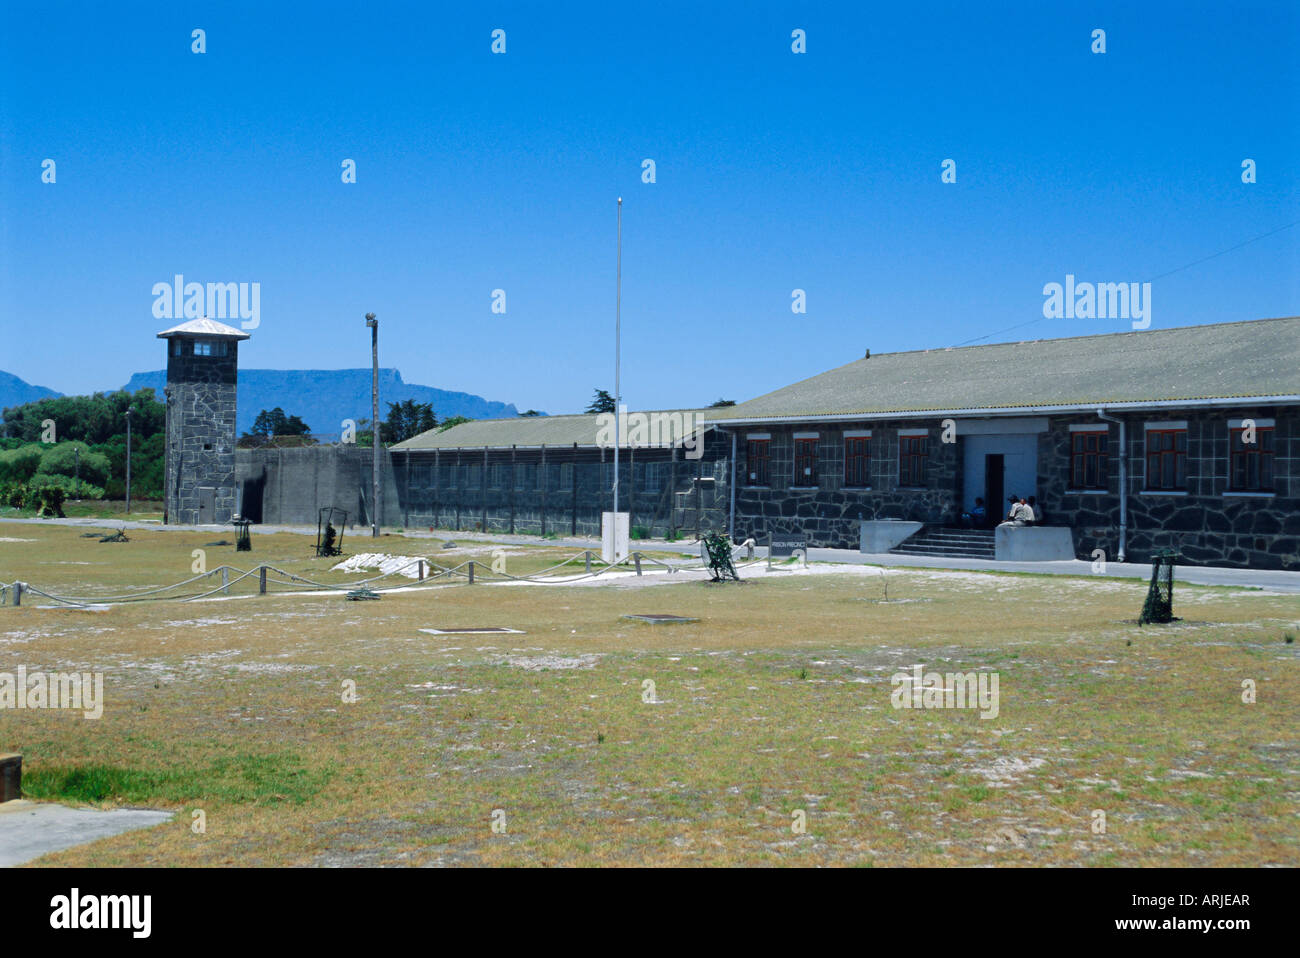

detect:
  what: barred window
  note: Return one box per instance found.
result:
[899,435,927,486]
[1070,431,1108,490]
[1230,427,1274,492]
[844,437,870,487]
[746,439,770,485]
[793,438,818,486]
[1145,429,1187,491]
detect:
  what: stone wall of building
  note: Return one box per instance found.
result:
[1038,406,1299,569]
[164,343,240,524]
[729,422,962,550]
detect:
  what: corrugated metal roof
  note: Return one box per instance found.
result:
[706,318,1300,423]
[392,408,713,450]
[156,318,251,339]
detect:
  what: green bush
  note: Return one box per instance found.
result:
[37,485,66,517]
[27,473,106,499]
[0,445,44,483]
[37,441,111,486]
[0,480,27,508]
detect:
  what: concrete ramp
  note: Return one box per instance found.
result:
[860,520,923,553]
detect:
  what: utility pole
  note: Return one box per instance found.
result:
[613,196,622,518]
[124,408,133,514]
[366,313,380,537]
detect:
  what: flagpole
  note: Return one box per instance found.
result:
[613,197,622,519]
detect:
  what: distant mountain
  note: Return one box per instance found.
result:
[0,371,61,412]
[120,368,526,436]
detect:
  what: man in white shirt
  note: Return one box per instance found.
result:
[999,497,1033,527]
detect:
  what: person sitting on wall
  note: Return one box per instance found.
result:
[961,497,987,528]
[1027,496,1042,525]
[999,496,1032,527]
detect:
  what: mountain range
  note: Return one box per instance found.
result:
[1,368,528,435]
[0,370,60,409]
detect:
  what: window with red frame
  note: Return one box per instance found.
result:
[746,439,770,486]
[844,436,870,487]
[899,435,927,486]
[1070,430,1108,490]
[1145,429,1187,490]
[793,438,818,486]
[1230,426,1274,492]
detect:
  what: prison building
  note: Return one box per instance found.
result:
[387,410,730,538]
[703,317,1299,569]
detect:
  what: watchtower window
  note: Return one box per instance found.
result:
[192,340,228,357]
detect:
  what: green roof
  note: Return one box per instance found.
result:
[706,318,1300,423]
[391,408,712,450]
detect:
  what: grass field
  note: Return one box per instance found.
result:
[1,523,1298,866]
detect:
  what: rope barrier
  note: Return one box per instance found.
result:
[5,544,773,606]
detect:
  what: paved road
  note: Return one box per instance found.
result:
[5,516,1300,593]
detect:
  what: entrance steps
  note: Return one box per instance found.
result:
[889,526,995,559]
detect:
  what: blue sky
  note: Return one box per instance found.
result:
[2,1,1297,418]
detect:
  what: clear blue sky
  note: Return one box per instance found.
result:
[2,1,1297,416]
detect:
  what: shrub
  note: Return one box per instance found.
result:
[37,485,66,517]
[0,480,27,508]
[37,441,111,486]
[27,473,105,500]
[0,445,43,483]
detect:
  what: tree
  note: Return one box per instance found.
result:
[379,399,437,444]
[519,409,542,417]
[0,445,43,483]
[37,442,111,486]
[709,398,737,407]
[1,389,164,444]
[246,407,311,439]
[584,389,616,414]
[437,416,472,433]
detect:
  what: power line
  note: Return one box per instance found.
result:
[948,218,1300,348]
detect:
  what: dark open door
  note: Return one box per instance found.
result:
[985,454,1004,527]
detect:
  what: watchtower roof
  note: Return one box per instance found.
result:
[156,318,251,340]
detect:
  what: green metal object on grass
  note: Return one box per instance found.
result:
[1139,549,1177,624]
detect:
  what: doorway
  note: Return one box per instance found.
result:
[198,487,216,524]
[984,455,1004,527]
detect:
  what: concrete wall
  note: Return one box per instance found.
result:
[236,429,731,538]
[237,446,402,529]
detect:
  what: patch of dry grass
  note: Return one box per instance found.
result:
[1,523,1297,866]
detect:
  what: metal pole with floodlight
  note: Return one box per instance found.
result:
[124,407,133,514]
[366,313,380,538]
[614,197,622,518]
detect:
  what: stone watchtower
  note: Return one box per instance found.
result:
[157,319,250,524]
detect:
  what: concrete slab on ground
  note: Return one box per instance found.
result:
[0,801,172,866]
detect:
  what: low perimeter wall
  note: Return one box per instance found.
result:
[994,526,1075,561]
